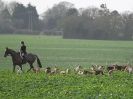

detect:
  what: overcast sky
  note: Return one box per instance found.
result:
[4,0,133,14]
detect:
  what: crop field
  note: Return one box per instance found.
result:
[1,35,133,98]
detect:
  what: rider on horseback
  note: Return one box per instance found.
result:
[20,41,27,63]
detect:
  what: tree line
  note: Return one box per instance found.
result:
[1,0,133,40]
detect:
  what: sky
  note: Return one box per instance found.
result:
[3,0,133,14]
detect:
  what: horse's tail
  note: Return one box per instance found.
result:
[36,56,42,68]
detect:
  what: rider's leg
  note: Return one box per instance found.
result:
[20,52,23,59]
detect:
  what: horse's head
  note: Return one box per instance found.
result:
[4,47,12,57]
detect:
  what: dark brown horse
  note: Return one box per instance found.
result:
[4,47,42,72]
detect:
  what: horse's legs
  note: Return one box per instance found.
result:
[19,65,24,72]
[27,64,34,72]
[27,68,32,72]
[13,65,15,73]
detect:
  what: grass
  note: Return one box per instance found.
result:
[1,71,133,99]
[1,35,133,98]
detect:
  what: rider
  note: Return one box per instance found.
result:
[20,41,27,63]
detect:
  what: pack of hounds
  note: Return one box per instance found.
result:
[16,64,133,75]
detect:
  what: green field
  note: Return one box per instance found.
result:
[1,35,133,98]
[1,35,133,69]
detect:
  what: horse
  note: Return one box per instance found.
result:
[4,47,42,72]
